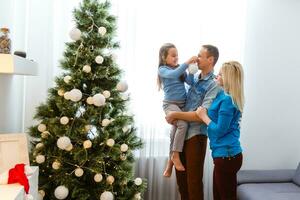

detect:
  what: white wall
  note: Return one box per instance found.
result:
[0,0,26,133]
[241,0,300,169]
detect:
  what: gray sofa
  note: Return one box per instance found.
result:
[237,162,300,200]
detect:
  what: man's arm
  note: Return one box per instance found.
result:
[202,82,220,109]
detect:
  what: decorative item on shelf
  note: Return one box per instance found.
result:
[14,51,27,58]
[0,27,11,54]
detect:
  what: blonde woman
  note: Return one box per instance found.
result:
[196,61,244,200]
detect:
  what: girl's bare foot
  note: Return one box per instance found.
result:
[163,159,173,177]
[171,152,185,171]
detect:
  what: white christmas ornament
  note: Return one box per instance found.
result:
[41,131,49,139]
[83,140,92,149]
[188,63,198,74]
[95,55,104,64]
[65,143,73,151]
[57,136,71,150]
[54,185,69,200]
[134,193,141,200]
[52,161,61,170]
[120,154,127,161]
[58,89,65,96]
[38,190,45,198]
[102,90,111,98]
[70,89,82,101]
[134,177,143,186]
[106,175,115,185]
[64,92,71,100]
[63,75,72,84]
[75,168,84,177]
[36,155,45,164]
[86,97,94,105]
[60,116,69,125]
[69,28,82,41]
[101,119,111,127]
[69,89,82,102]
[98,26,107,36]
[92,93,106,106]
[106,139,115,147]
[116,81,128,92]
[100,191,114,200]
[38,124,47,132]
[94,173,103,182]
[83,65,91,73]
[120,144,129,152]
[36,143,44,149]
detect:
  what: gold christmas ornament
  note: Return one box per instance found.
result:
[65,143,73,151]
[86,97,94,105]
[75,168,84,177]
[94,173,103,182]
[106,175,115,185]
[101,118,111,127]
[52,161,61,170]
[83,140,92,149]
[60,116,69,125]
[57,89,65,96]
[106,139,115,147]
[38,124,47,132]
[120,144,129,152]
[41,131,50,139]
[102,90,111,98]
[35,143,44,149]
[36,155,45,164]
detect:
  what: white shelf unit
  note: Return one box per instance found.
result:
[0,54,38,76]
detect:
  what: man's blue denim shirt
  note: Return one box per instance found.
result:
[184,71,220,140]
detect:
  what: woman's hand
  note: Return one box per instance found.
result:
[196,106,207,119]
[165,111,177,125]
[196,107,211,125]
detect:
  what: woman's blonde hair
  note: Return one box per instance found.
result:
[221,61,245,112]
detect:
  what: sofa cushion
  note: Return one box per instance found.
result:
[292,162,300,186]
[238,169,295,184]
[237,183,300,200]
[269,193,300,200]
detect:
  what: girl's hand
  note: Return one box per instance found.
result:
[165,111,177,125]
[196,106,207,119]
[186,56,198,65]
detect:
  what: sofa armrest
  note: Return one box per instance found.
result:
[237,169,296,184]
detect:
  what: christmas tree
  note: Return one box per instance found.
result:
[28,0,146,199]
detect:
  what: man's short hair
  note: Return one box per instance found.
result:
[202,44,219,66]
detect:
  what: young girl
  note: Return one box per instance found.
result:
[157,43,198,177]
[196,61,244,200]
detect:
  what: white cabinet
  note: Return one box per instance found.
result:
[0,54,37,75]
[0,54,38,133]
